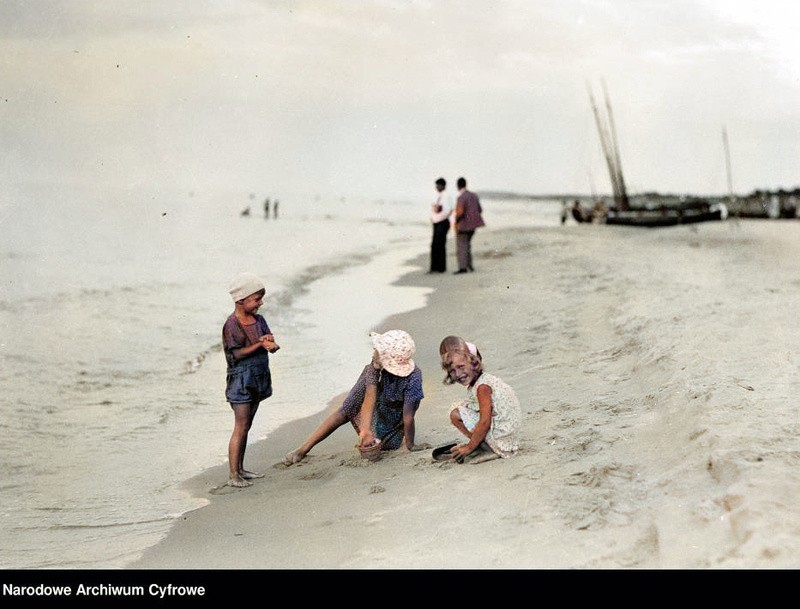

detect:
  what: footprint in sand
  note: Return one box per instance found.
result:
[299,470,334,481]
[209,483,246,496]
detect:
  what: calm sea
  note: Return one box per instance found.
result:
[0,180,561,568]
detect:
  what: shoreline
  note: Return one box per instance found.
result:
[132,220,800,569]
[126,244,454,564]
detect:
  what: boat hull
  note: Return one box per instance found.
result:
[605,204,726,228]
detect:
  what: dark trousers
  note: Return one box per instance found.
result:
[430,220,450,272]
[456,230,475,271]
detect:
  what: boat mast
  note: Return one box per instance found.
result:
[587,81,629,211]
[602,80,629,210]
[722,125,734,201]
[588,85,621,204]
[586,167,597,200]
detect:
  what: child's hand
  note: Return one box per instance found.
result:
[450,444,473,463]
[260,336,280,353]
[359,429,376,448]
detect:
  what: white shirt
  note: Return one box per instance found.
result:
[431,190,454,223]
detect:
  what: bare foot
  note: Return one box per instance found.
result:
[241,470,264,479]
[465,443,500,465]
[467,451,500,464]
[227,476,252,487]
[283,450,306,466]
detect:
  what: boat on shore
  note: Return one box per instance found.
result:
[587,82,727,228]
[605,199,728,227]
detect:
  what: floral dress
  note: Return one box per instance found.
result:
[450,372,521,457]
[340,364,424,450]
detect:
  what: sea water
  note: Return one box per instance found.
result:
[0,181,561,568]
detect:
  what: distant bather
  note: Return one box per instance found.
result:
[571,200,586,223]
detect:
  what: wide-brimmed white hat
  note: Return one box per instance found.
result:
[370,330,416,377]
[229,272,265,302]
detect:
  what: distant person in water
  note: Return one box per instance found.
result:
[284,330,428,464]
[571,200,586,223]
[561,200,569,225]
[429,177,453,273]
[241,206,251,217]
[453,177,485,274]
[222,272,280,487]
[264,198,271,219]
[273,199,279,219]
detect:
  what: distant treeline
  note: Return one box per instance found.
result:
[478,191,576,200]
[479,187,800,202]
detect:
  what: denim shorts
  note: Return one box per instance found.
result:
[226,354,272,405]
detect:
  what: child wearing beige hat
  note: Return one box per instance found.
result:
[284,329,429,465]
[222,272,280,487]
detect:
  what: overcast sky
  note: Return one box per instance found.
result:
[2,1,799,202]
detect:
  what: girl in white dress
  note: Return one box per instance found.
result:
[439,336,521,463]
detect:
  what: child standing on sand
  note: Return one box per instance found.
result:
[284,330,428,464]
[439,335,521,463]
[222,272,280,487]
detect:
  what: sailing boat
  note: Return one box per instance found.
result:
[588,80,629,211]
[588,81,726,227]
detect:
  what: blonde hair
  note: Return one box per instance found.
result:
[439,335,483,384]
[439,335,468,356]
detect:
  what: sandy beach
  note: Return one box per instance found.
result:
[131,218,800,570]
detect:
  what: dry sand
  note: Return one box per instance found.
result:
[132,218,800,569]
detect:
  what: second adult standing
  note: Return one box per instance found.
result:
[453,177,485,274]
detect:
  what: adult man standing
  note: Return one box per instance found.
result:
[453,176,485,274]
[429,177,453,273]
